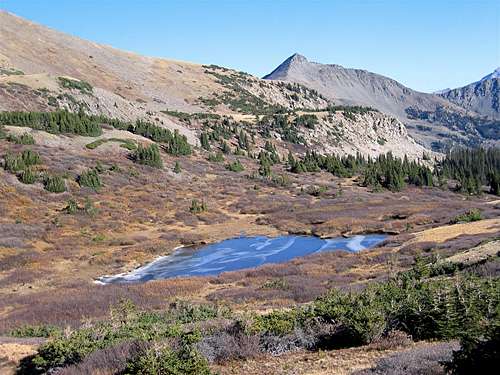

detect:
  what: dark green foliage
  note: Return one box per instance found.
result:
[77,168,102,190]
[3,149,41,173]
[489,171,500,195]
[44,175,66,193]
[190,199,207,214]
[450,209,482,224]
[258,115,305,145]
[0,111,191,155]
[133,144,163,169]
[125,334,212,375]
[221,140,231,154]
[9,324,61,338]
[7,132,35,145]
[258,153,272,177]
[19,168,37,184]
[58,77,93,94]
[207,151,224,163]
[327,104,378,115]
[294,114,318,129]
[64,199,79,214]
[85,138,136,150]
[0,110,102,136]
[200,132,211,150]
[4,153,26,173]
[173,161,182,174]
[436,147,500,195]
[238,130,250,150]
[445,326,500,374]
[225,159,244,172]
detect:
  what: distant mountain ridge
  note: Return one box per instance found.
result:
[438,67,499,120]
[263,53,458,119]
[264,54,499,149]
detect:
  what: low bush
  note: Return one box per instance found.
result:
[44,175,66,193]
[9,324,61,338]
[126,333,212,375]
[133,143,163,169]
[3,149,41,173]
[445,326,500,374]
[7,133,35,145]
[77,168,102,190]
[226,159,244,172]
[450,208,482,224]
[190,199,207,214]
[58,77,93,94]
[85,138,136,150]
[19,168,37,184]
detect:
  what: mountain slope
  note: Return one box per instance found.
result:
[264,54,499,149]
[264,54,459,119]
[438,68,500,120]
[0,11,432,159]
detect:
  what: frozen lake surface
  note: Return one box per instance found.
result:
[97,234,387,284]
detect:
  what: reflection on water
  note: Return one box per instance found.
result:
[97,234,387,284]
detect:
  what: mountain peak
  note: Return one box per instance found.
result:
[288,53,308,64]
[480,67,500,81]
[262,53,308,79]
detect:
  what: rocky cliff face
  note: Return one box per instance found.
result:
[438,69,499,120]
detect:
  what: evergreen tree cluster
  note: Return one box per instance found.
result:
[77,168,102,190]
[293,114,318,129]
[225,159,244,172]
[3,149,41,173]
[133,143,163,169]
[0,110,191,156]
[289,151,434,192]
[437,147,500,195]
[362,153,433,192]
[258,115,305,145]
[0,110,102,136]
[43,175,66,193]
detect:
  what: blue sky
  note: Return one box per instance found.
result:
[1,0,498,92]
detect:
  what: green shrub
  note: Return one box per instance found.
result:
[77,168,102,190]
[189,199,207,214]
[225,159,244,172]
[44,175,66,193]
[208,151,224,163]
[64,199,79,214]
[21,149,41,166]
[9,324,61,338]
[0,110,102,136]
[19,168,37,184]
[4,153,26,172]
[173,161,182,174]
[85,138,136,150]
[7,133,35,145]
[125,333,212,375]
[251,310,298,336]
[451,209,482,224]
[58,77,93,94]
[133,143,163,169]
[445,326,500,374]
[314,287,386,344]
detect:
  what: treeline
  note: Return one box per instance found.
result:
[0,110,102,136]
[288,151,433,191]
[437,147,500,195]
[0,110,191,156]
